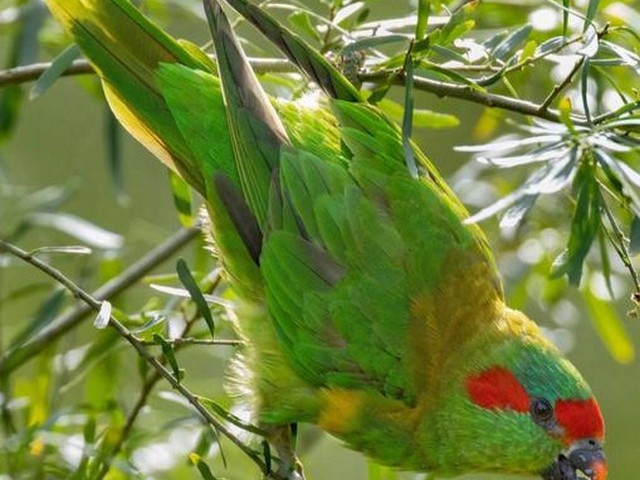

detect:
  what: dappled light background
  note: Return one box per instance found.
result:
[1,0,639,478]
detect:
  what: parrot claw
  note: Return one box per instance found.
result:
[262,423,306,480]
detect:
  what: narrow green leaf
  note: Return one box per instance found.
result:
[492,25,532,60]
[262,440,272,474]
[29,212,124,250]
[419,63,481,88]
[519,40,538,62]
[366,81,392,103]
[500,194,538,230]
[341,35,408,55]
[595,150,640,217]
[475,66,509,87]
[0,1,46,141]
[597,229,615,299]
[536,36,566,56]
[192,428,215,458]
[198,396,266,435]
[169,171,193,227]
[483,30,509,51]
[176,258,215,338]
[579,27,599,58]
[189,453,219,480]
[153,334,183,381]
[29,246,92,256]
[72,415,97,477]
[581,57,591,123]
[402,53,418,178]
[333,2,365,25]
[0,91,21,143]
[415,0,430,41]
[562,0,570,37]
[456,135,563,153]
[132,313,167,340]
[430,44,468,63]
[288,11,321,41]
[583,287,634,363]
[30,44,81,100]
[601,41,640,68]
[105,107,128,205]
[83,416,97,444]
[440,19,475,46]
[550,170,600,285]
[629,217,640,257]
[584,0,601,32]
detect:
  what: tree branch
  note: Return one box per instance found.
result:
[0,57,293,88]
[0,225,201,375]
[1,56,593,125]
[0,60,94,87]
[139,337,242,347]
[361,70,589,126]
[0,239,279,479]
[94,271,232,479]
[538,57,585,113]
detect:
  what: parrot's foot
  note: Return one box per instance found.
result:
[262,423,306,480]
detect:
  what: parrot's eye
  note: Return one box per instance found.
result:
[530,398,554,423]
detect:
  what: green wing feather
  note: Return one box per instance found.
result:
[46,0,504,410]
[222,0,362,102]
[207,0,504,403]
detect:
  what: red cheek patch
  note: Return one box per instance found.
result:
[555,398,605,443]
[466,367,530,413]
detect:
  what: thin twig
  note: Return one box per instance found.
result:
[502,34,585,76]
[0,239,278,479]
[0,57,293,88]
[0,226,201,375]
[139,337,242,347]
[0,60,94,87]
[600,199,640,295]
[362,69,589,125]
[593,100,640,125]
[538,57,585,113]
[99,373,158,475]
[94,272,225,479]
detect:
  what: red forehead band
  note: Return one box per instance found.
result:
[466,367,530,413]
[555,398,605,443]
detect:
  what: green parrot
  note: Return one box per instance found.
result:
[44,0,607,478]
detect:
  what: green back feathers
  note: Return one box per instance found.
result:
[46,0,505,400]
[252,92,504,406]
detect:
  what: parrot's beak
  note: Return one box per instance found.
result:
[542,439,606,480]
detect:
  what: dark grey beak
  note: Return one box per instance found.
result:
[542,440,607,480]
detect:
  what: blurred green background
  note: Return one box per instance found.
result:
[2,0,639,478]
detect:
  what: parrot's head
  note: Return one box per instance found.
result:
[436,309,606,480]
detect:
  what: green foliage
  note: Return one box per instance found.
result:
[0,0,639,478]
